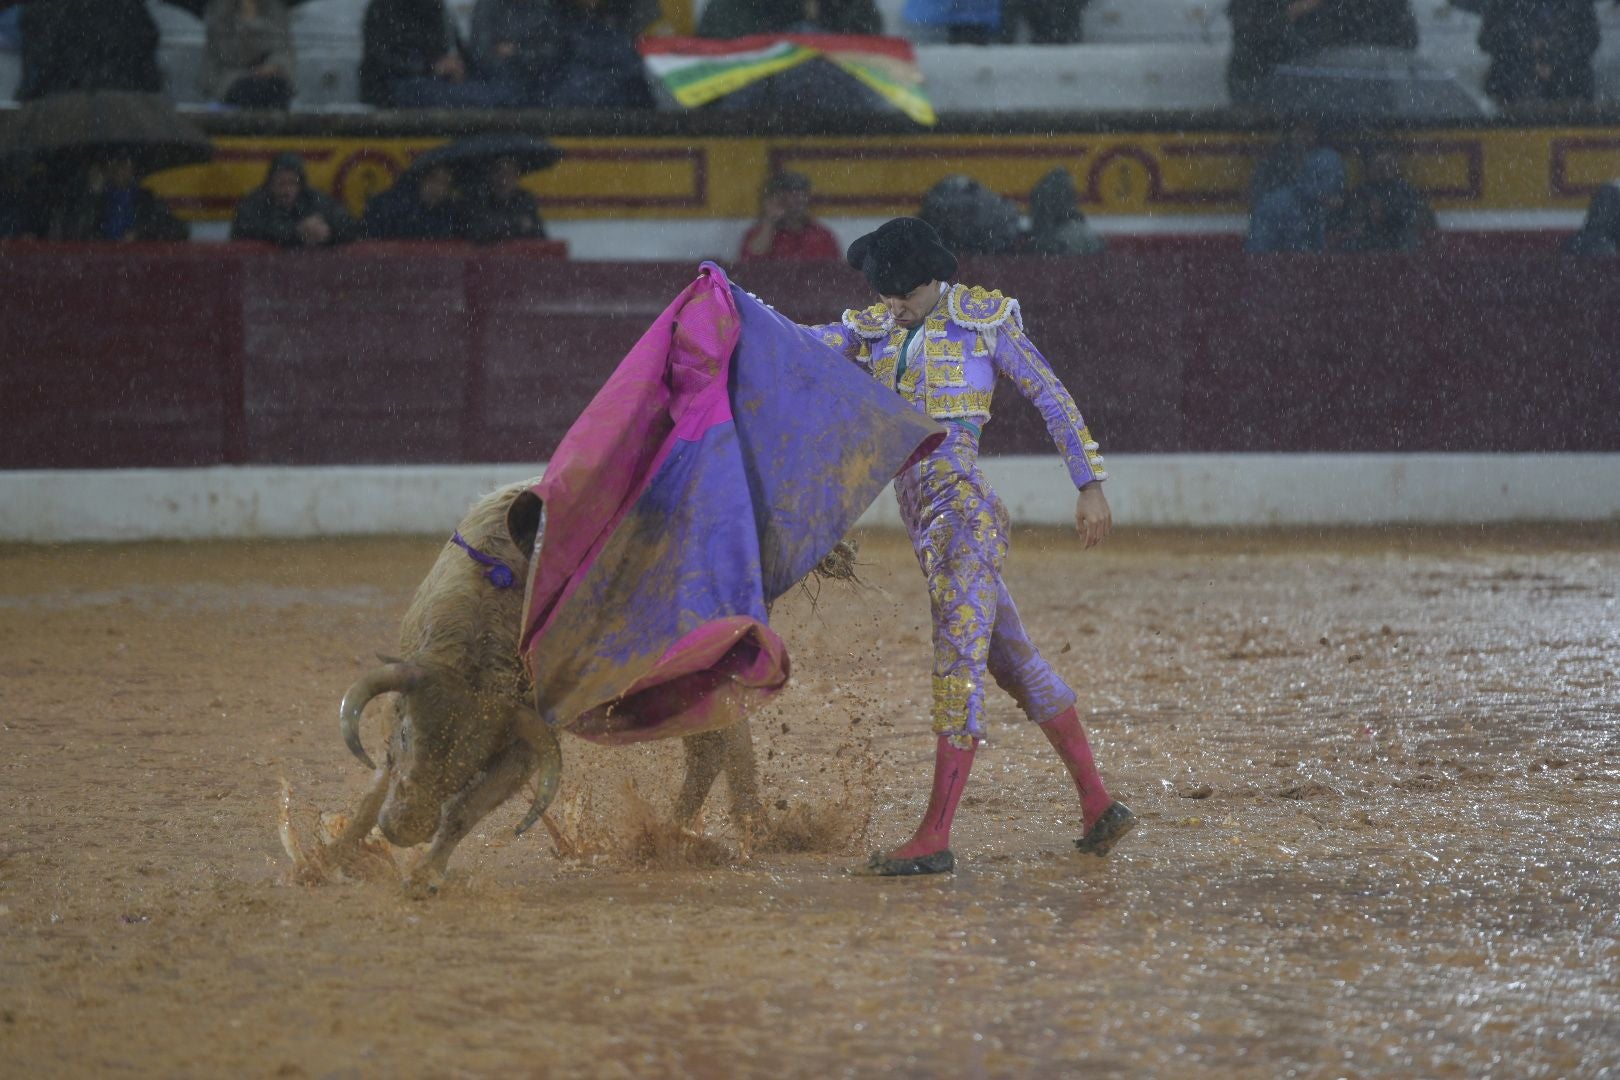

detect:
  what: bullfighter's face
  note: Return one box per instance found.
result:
[880,280,943,329]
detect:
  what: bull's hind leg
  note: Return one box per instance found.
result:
[674,724,764,836]
[405,743,537,897]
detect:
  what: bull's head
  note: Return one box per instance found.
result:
[339,664,560,845]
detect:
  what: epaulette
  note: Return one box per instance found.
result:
[946,284,1023,333]
[842,303,892,341]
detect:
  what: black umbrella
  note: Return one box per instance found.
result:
[405,134,565,183]
[154,0,323,16]
[0,90,212,175]
[1248,45,1490,122]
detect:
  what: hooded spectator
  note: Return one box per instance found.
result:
[1563,181,1620,255]
[919,174,1022,256]
[17,0,162,100]
[201,0,296,110]
[698,0,883,37]
[1245,147,1348,252]
[361,163,467,240]
[231,152,358,248]
[1024,167,1106,255]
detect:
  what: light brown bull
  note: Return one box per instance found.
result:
[323,481,760,896]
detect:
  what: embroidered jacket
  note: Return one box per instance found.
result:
[809,283,1106,488]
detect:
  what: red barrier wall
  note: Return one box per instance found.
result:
[3,244,1617,469]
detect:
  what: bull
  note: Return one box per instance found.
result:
[322,481,760,896]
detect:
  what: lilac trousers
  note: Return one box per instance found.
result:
[894,427,1078,744]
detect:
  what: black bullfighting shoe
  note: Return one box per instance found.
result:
[1074,802,1136,857]
[851,849,956,876]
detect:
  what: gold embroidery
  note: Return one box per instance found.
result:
[931,673,977,735]
[843,303,891,341]
[946,284,1023,332]
[926,390,994,419]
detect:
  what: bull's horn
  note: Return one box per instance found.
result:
[338,663,424,770]
[512,706,562,837]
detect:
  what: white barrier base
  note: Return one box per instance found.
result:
[1,455,1617,543]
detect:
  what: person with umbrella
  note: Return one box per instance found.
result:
[398,134,560,243]
[231,151,358,248]
[361,161,467,240]
[46,149,189,242]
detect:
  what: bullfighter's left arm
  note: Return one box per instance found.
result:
[991,324,1107,489]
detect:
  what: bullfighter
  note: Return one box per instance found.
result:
[807,216,1135,876]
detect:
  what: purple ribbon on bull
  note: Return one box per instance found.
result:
[451,530,516,589]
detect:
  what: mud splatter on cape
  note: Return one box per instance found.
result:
[519,262,942,744]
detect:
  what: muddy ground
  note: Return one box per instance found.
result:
[1,525,1617,1078]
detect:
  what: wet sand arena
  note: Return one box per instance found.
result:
[2,526,1617,1078]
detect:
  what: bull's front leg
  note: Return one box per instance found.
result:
[321,767,389,868]
[405,742,537,898]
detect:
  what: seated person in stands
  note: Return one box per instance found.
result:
[1478,0,1601,108]
[1333,146,1437,252]
[901,0,999,44]
[201,0,296,110]
[16,0,163,100]
[1226,0,1419,103]
[362,163,468,240]
[1000,0,1092,43]
[919,174,1021,255]
[698,0,883,36]
[738,170,841,263]
[1023,167,1105,255]
[360,0,518,108]
[231,152,358,248]
[471,0,655,108]
[464,157,546,243]
[1248,118,1321,204]
[46,153,189,243]
[1245,147,1347,253]
[1563,181,1620,256]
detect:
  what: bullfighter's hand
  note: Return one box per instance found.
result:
[1075,483,1111,550]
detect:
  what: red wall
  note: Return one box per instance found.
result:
[3,243,1617,469]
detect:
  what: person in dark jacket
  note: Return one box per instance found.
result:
[47,152,189,242]
[17,0,163,100]
[231,152,358,247]
[1023,167,1105,255]
[1333,145,1437,252]
[201,0,297,110]
[1226,0,1418,103]
[538,0,656,109]
[697,0,882,36]
[1563,181,1620,255]
[361,163,468,240]
[468,0,562,105]
[463,156,545,243]
[1245,146,1348,252]
[1478,0,1601,107]
[359,0,518,108]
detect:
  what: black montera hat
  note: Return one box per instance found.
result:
[846,216,959,297]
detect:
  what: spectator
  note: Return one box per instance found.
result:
[1244,146,1347,252]
[231,152,358,247]
[17,0,163,101]
[541,0,657,110]
[918,174,1021,255]
[361,163,467,240]
[1478,0,1601,108]
[902,0,1001,44]
[1226,0,1418,103]
[468,0,560,105]
[1248,118,1320,203]
[1333,145,1437,251]
[1563,180,1620,255]
[464,156,546,243]
[1023,167,1105,255]
[201,0,296,110]
[359,0,517,108]
[46,152,189,242]
[739,170,841,263]
[697,0,883,37]
[1000,0,1091,43]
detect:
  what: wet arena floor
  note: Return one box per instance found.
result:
[1,526,1616,1077]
